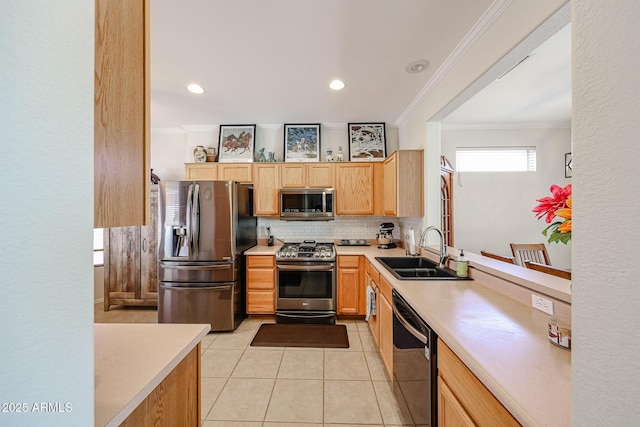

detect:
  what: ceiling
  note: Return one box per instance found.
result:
[150,1,570,130]
[150,0,495,129]
[442,23,571,127]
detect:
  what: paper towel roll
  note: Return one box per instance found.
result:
[408,228,416,254]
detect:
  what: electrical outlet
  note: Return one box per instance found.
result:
[531,294,554,315]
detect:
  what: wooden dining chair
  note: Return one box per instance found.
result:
[510,243,551,267]
[480,250,516,264]
[525,261,571,280]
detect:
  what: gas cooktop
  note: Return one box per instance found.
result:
[276,240,336,261]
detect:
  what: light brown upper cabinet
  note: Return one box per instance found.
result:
[253,163,280,216]
[334,162,384,216]
[281,163,334,188]
[383,150,424,217]
[95,0,150,228]
[184,163,218,180]
[218,164,253,183]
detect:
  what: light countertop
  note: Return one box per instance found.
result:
[94,323,210,426]
[245,242,571,426]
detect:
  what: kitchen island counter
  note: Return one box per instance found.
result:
[95,323,210,426]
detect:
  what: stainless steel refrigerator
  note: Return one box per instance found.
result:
[157,180,257,331]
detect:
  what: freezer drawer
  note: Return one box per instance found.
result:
[158,282,235,331]
[159,260,237,283]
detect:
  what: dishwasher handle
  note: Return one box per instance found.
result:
[394,305,428,346]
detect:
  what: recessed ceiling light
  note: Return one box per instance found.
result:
[405,59,430,74]
[329,79,346,90]
[187,83,205,94]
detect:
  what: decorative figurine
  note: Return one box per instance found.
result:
[193,145,207,163]
[336,146,345,162]
[267,152,277,162]
[325,149,334,162]
[258,147,267,162]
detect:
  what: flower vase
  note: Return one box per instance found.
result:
[193,145,207,163]
[267,152,276,162]
[258,148,267,162]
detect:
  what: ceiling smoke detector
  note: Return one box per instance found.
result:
[405,59,430,74]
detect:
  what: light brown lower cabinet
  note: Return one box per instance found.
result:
[246,255,276,314]
[437,339,520,427]
[365,260,381,346]
[337,255,364,315]
[378,274,394,378]
[121,344,201,426]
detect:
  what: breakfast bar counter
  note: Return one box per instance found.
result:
[94,323,210,426]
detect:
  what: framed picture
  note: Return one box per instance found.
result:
[565,152,572,178]
[284,124,321,162]
[347,123,386,161]
[217,124,256,163]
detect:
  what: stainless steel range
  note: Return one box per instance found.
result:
[275,240,337,324]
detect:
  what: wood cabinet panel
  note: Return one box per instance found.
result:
[378,291,393,378]
[253,164,280,215]
[438,376,477,427]
[95,0,150,228]
[334,163,374,215]
[281,163,334,188]
[121,344,200,427]
[383,150,423,217]
[366,271,380,346]
[246,255,276,314]
[104,186,158,310]
[438,339,520,427]
[337,256,362,314]
[280,164,306,187]
[307,163,334,187]
[185,163,218,180]
[218,164,252,183]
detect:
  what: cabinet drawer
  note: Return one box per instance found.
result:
[247,255,275,268]
[367,262,380,284]
[247,291,275,313]
[338,255,360,268]
[379,274,393,302]
[247,269,275,290]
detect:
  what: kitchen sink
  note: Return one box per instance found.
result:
[375,257,471,281]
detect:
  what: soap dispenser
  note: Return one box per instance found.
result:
[456,249,468,278]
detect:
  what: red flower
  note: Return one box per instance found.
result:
[532,184,572,223]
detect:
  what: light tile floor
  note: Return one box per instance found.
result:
[95,304,415,426]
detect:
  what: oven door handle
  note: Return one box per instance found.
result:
[277,264,335,271]
[394,306,428,345]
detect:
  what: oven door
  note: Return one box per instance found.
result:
[276,261,336,312]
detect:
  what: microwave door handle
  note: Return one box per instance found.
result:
[322,191,326,214]
[192,183,200,258]
[186,183,194,258]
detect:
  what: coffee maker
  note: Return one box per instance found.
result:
[377,222,397,249]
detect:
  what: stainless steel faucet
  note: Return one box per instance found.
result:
[418,226,449,268]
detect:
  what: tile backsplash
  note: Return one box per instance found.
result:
[257,217,424,245]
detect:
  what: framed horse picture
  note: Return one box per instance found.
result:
[217,124,256,163]
[284,123,321,162]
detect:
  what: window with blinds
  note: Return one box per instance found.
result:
[455,147,536,172]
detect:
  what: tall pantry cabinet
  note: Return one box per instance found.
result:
[104,186,158,310]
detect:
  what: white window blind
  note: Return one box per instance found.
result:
[456,147,536,172]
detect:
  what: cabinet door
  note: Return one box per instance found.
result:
[105,226,140,302]
[307,163,334,188]
[438,377,477,427]
[140,186,158,299]
[379,292,393,378]
[383,153,398,216]
[366,273,380,346]
[253,164,280,216]
[246,256,276,314]
[218,164,252,183]
[335,164,374,215]
[95,0,150,228]
[281,164,307,187]
[185,163,218,180]
[337,256,361,314]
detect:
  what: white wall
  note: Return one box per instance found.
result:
[0,2,94,426]
[150,124,399,182]
[441,127,572,268]
[572,0,640,424]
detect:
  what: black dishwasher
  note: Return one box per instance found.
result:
[392,289,438,426]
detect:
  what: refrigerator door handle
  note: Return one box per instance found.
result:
[160,283,232,291]
[192,183,200,258]
[186,183,194,258]
[159,262,232,270]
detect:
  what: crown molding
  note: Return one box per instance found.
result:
[395,0,514,125]
[441,121,571,130]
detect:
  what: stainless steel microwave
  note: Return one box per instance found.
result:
[279,188,334,220]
